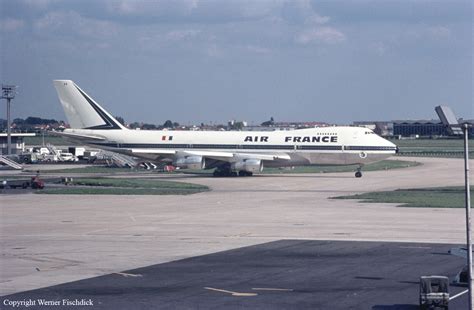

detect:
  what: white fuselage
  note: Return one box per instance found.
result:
[64,126,397,167]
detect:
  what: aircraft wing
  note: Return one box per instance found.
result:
[130,149,177,155]
[182,150,291,161]
[129,148,291,162]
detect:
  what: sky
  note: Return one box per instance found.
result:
[0,0,472,125]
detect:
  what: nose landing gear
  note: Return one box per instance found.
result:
[355,166,363,178]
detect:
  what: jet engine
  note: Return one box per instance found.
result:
[174,156,206,170]
[231,159,263,173]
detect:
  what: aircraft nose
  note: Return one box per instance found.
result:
[380,137,398,152]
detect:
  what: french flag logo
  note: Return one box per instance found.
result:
[162,136,173,141]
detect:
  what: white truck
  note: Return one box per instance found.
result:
[419,276,449,310]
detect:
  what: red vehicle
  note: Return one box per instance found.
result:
[30,176,45,189]
[2,176,44,189]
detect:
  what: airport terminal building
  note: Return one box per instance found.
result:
[392,120,449,137]
[354,120,474,137]
[0,133,35,155]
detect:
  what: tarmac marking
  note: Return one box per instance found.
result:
[114,272,143,278]
[399,246,432,249]
[204,287,258,297]
[449,289,468,301]
[223,233,252,238]
[83,228,110,235]
[252,288,294,292]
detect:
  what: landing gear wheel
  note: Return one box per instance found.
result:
[214,169,232,177]
[238,171,253,177]
[355,171,362,178]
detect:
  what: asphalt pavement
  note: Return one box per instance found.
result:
[2,240,468,309]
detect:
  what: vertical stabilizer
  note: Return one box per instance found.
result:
[435,105,462,135]
[53,80,126,130]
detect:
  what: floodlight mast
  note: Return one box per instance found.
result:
[462,122,473,309]
[1,85,17,155]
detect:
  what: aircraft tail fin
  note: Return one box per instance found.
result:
[53,80,126,130]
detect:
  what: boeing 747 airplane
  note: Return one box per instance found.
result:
[53,80,398,177]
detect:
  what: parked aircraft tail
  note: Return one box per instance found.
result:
[53,80,126,130]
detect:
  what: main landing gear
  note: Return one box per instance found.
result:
[213,168,253,177]
[355,166,363,178]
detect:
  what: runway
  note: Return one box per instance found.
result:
[0,157,472,306]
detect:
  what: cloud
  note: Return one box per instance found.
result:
[105,0,199,18]
[20,0,60,9]
[245,45,271,54]
[206,43,222,57]
[282,0,330,25]
[369,41,388,55]
[305,14,330,25]
[402,24,453,42]
[428,26,451,38]
[95,0,285,24]
[0,18,25,32]
[295,27,346,44]
[312,0,471,24]
[165,29,201,41]
[33,11,117,39]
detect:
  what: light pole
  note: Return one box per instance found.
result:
[1,85,17,155]
[462,122,473,309]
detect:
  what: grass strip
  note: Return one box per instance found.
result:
[332,186,473,208]
[71,178,207,189]
[35,177,209,195]
[37,187,206,195]
[262,160,420,174]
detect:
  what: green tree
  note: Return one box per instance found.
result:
[115,116,126,126]
[163,120,173,128]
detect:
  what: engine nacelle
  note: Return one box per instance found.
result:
[231,159,263,173]
[174,156,206,170]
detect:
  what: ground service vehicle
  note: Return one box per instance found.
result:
[1,176,45,189]
[419,276,449,309]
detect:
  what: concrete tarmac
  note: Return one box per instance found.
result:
[0,157,472,299]
[2,240,468,309]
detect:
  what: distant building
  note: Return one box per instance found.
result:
[392,120,448,137]
[354,119,473,137]
[0,133,36,155]
[392,119,474,137]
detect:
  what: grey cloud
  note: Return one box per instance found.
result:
[295,27,346,45]
[313,0,472,24]
[3,0,332,25]
[0,17,25,32]
[32,10,118,40]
